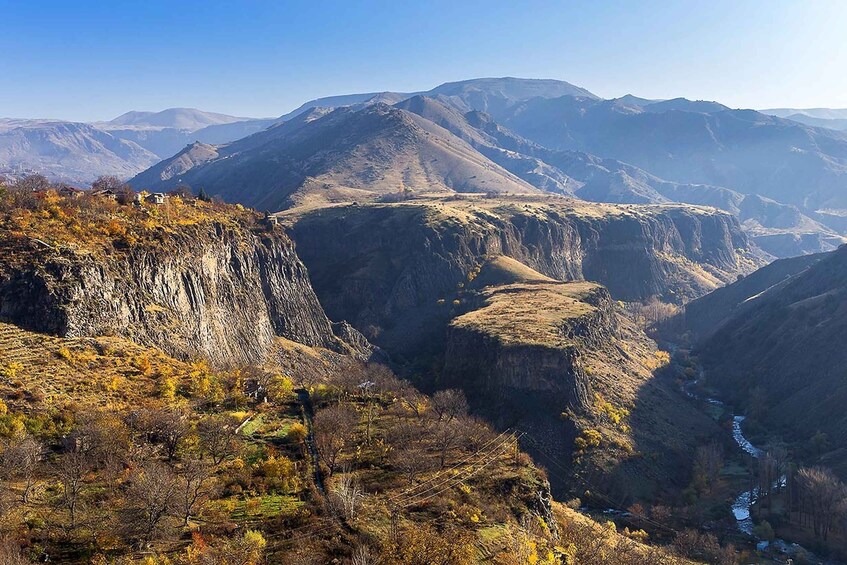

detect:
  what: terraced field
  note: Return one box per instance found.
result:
[0,321,188,409]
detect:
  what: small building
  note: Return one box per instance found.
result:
[94,189,118,201]
[57,186,83,199]
[264,212,280,226]
[145,192,166,205]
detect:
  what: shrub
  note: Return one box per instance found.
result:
[574,429,602,452]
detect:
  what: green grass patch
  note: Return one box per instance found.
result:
[239,414,264,436]
[224,494,304,521]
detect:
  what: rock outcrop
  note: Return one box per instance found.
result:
[0,221,342,366]
[443,281,614,413]
[289,197,760,355]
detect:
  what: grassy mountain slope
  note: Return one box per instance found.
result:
[395,96,842,257]
[690,245,847,477]
[0,121,159,184]
[131,104,538,211]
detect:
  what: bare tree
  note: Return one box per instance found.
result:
[0,434,42,503]
[175,457,215,527]
[432,389,468,422]
[197,413,240,465]
[71,409,131,475]
[350,545,377,565]
[432,419,465,469]
[313,405,359,476]
[330,470,364,521]
[55,449,92,530]
[797,466,847,540]
[389,445,435,485]
[125,461,178,541]
[140,406,191,460]
[14,173,51,193]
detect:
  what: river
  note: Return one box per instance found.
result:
[682,373,816,558]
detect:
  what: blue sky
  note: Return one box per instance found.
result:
[2,0,846,121]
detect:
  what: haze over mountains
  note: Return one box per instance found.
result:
[127,78,847,257]
[7,77,847,257]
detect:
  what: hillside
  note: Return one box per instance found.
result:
[130,104,539,210]
[493,95,847,218]
[288,196,758,352]
[687,245,847,478]
[443,273,719,501]
[0,186,716,563]
[682,251,827,340]
[0,314,704,563]
[0,121,159,184]
[0,188,365,365]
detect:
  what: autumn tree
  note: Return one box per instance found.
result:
[797,466,847,540]
[313,404,358,476]
[383,523,475,565]
[212,529,267,565]
[692,442,723,494]
[748,385,768,421]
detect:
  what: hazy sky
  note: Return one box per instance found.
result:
[2,0,846,121]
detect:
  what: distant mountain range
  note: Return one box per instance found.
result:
[0,119,161,183]
[129,79,847,257]
[6,77,847,257]
[0,108,277,182]
[760,107,847,131]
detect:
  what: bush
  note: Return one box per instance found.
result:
[574,429,602,452]
[753,520,775,542]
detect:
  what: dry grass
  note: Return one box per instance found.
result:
[469,255,555,288]
[452,280,600,348]
[0,190,262,269]
[0,321,192,410]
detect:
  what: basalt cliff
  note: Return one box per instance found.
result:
[0,198,357,366]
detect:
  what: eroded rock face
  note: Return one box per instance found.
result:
[290,200,756,355]
[442,283,615,414]
[0,223,339,365]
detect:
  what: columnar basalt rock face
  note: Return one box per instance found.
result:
[0,223,339,366]
[290,199,756,354]
[442,283,617,414]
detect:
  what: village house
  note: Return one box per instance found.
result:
[57,186,83,199]
[264,212,280,226]
[93,189,118,201]
[145,192,166,205]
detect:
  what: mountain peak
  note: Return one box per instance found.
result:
[104,108,251,131]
